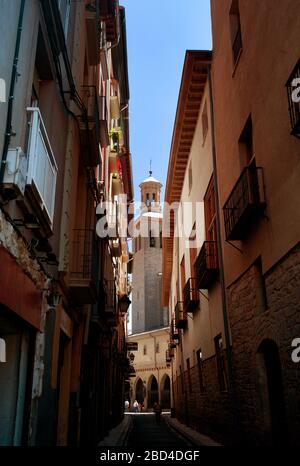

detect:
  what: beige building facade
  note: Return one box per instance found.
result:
[127,328,171,410]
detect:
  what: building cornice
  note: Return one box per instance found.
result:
[162,50,212,306]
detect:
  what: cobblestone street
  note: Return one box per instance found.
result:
[127,414,191,448]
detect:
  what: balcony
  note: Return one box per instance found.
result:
[183,278,199,313]
[170,319,180,342]
[85,1,100,65]
[69,229,98,304]
[286,58,300,138]
[166,350,172,363]
[99,279,118,326]
[175,301,187,329]
[99,0,119,43]
[223,165,266,241]
[79,86,100,166]
[195,241,219,289]
[99,95,110,147]
[26,107,58,225]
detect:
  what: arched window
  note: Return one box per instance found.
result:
[149,230,155,247]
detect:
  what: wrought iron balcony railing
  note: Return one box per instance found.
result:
[223,164,266,241]
[183,278,199,313]
[170,318,180,341]
[195,241,219,289]
[97,279,118,326]
[99,95,110,147]
[69,229,99,304]
[286,58,300,138]
[175,301,187,329]
[166,349,172,363]
[79,85,100,166]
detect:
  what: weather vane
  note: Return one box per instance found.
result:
[149,159,152,176]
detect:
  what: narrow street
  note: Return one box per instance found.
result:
[127,414,190,448]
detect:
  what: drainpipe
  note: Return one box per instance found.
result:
[208,65,241,441]
[0,0,26,185]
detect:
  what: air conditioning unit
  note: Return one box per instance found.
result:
[2,147,27,197]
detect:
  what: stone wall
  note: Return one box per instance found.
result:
[173,354,233,445]
[227,242,300,445]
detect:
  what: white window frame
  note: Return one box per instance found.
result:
[26,107,58,224]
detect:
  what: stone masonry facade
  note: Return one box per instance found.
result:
[173,355,233,445]
[227,241,300,446]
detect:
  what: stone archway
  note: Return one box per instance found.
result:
[147,375,158,409]
[256,339,286,445]
[160,374,171,409]
[135,378,145,404]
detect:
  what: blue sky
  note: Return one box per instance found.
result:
[121,0,212,201]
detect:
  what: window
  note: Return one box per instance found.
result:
[214,334,228,392]
[27,108,58,223]
[143,345,147,355]
[188,161,193,193]
[152,193,156,206]
[239,115,253,168]
[204,175,216,241]
[189,222,197,277]
[187,358,192,393]
[58,0,71,38]
[254,257,268,312]
[180,256,186,300]
[146,193,150,207]
[156,342,160,353]
[202,101,208,143]
[149,230,155,248]
[196,349,205,393]
[229,0,243,66]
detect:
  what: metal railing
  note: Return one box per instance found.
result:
[223,165,265,241]
[101,279,117,315]
[175,301,187,329]
[170,318,180,341]
[286,58,300,138]
[70,229,99,282]
[195,241,218,289]
[183,278,199,313]
[81,85,100,136]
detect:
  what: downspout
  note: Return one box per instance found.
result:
[208,64,241,441]
[0,0,26,185]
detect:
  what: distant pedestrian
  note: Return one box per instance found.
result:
[125,400,129,412]
[133,400,139,413]
[153,402,162,424]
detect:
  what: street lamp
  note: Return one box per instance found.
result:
[118,295,131,316]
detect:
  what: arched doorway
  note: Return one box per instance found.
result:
[160,374,171,409]
[135,378,145,404]
[256,339,286,445]
[147,375,158,408]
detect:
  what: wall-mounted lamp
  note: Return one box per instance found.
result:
[118,295,131,316]
[35,238,52,253]
[13,213,40,230]
[44,279,62,308]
